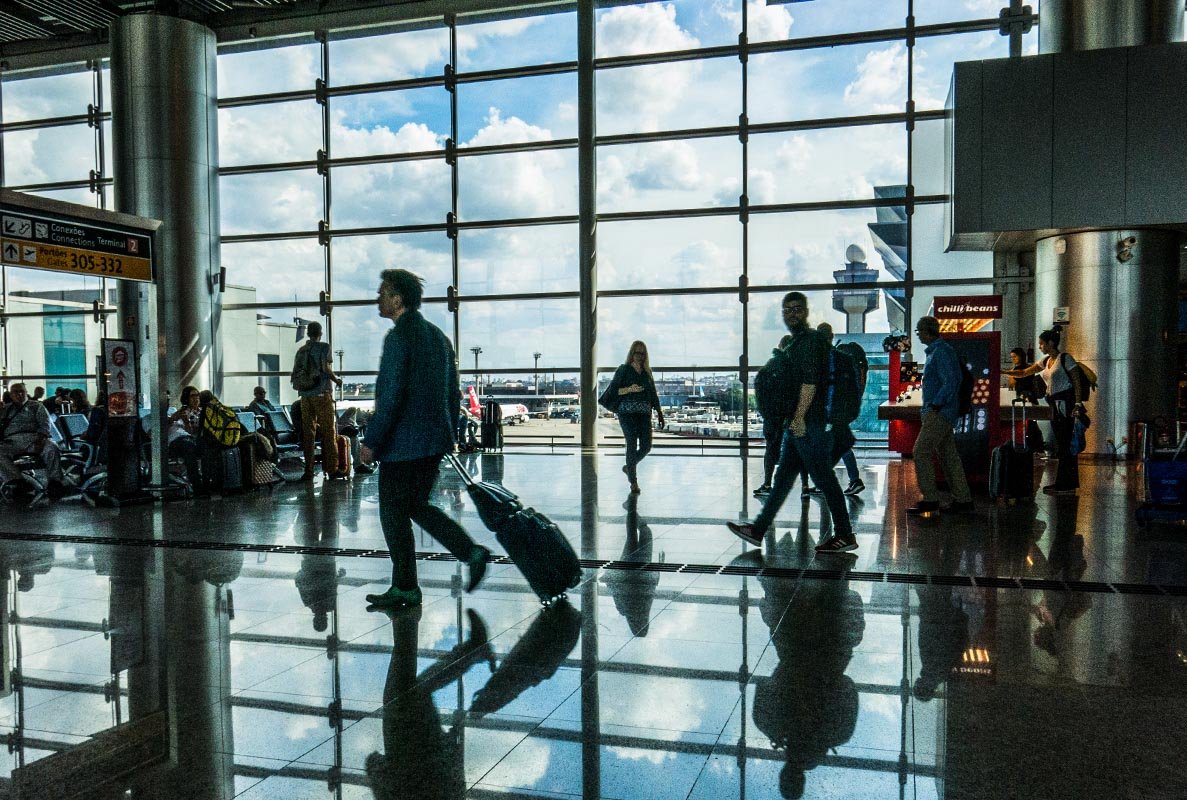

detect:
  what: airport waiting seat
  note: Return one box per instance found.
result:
[0,456,50,509]
[262,409,303,459]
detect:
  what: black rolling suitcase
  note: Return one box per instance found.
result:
[990,399,1034,502]
[481,401,503,451]
[445,453,581,605]
[202,446,244,493]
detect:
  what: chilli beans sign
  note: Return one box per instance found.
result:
[933,295,1003,319]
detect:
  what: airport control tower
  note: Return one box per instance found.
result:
[832,244,880,334]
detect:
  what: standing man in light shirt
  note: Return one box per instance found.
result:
[907,316,973,517]
[293,321,344,481]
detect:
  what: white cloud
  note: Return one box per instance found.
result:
[597,3,698,57]
[843,44,908,114]
[715,0,794,43]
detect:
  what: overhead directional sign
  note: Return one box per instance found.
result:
[0,190,158,283]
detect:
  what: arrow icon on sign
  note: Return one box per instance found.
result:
[3,243,18,261]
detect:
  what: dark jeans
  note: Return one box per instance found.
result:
[761,417,783,484]
[168,435,202,488]
[379,456,477,590]
[1047,390,1080,490]
[618,412,653,482]
[754,425,851,538]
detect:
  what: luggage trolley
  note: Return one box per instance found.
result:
[1135,421,1187,527]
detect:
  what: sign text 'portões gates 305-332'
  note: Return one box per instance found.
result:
[0,192,154,283]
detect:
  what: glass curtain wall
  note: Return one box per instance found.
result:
[209,0,1031,437]
[0,62,113,399]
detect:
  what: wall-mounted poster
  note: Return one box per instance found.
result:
[102,338,138,418]
[947,332,1001,483]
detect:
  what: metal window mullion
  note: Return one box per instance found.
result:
[447,14,461,350]
[904,1,916,328]
[91,59,108,342]
[317,30,333,348]
[0,113,104,133]
[739,0,751,449]
[0,64,6,382]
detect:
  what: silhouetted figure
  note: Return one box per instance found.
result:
[754,570,865,798]
[366,607,494,800]
[600,493,661,635]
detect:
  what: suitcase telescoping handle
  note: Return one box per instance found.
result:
[1011,398,1028,449]
[444,452,478,487]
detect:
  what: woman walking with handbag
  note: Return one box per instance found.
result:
[600,341,665,494]
[1005,329,1085,495]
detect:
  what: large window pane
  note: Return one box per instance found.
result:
[334,161,450,229]
[220,302,310,409]
[3,125,94,185]
[219,101,322,167]
[749,125,905,206]
[221,239,323,305]
[760,0,904,40]
[460,225,577,294]
[915,0,1030,25]
[1,68,91,122]
[330,27,448,85]
[914,29,1010,111]
[597,136,738,214]
[220,171,322,235]
[332,232,452,302]
[331,88,448,159]
[750,208,902,287]
[2,296,103,386]
[746,289,884,361]
[599,293,740,369]
[457,12,576,72]
[459,150,577,220]
[460,299,579,371]
[912,203,991,281]
[459,73,577,142]
[600,216,738,290]
[3,263,106,295]
[218,42,320,97]
[750,42,908,124]
[596,1,736,57]
[597,57,739,135]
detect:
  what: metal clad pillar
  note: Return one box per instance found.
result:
[578,0,598,451]
[1034,0,1183,454]
[111,14,222,399]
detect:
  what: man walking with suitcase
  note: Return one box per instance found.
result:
[908,316,973,516]
[727,292,856,554]
[360,269,491,608]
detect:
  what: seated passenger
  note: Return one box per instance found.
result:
[166,385,203,488]
[84,392,108,448]
[247,385,278,416]
[68,389,92,415]
[0,383,68,498]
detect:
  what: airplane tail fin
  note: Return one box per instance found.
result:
[466,385,481,415]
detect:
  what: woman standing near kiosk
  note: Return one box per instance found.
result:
[1005,329,1085,495]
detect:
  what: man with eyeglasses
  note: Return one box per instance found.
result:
[728,292,856,554]
[908,316,973,516]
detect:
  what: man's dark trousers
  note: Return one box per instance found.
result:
[753,425,851,537]
[379,456,477,590]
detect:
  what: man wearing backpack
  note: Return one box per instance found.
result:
[727,292,856,554]
[908,316,973,516]
[819,323,866,496]
[292,321,344,481]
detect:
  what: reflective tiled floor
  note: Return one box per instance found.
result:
[0,451,1184,798]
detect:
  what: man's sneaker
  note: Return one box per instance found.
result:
[1042,485,1077,496]
[906,500,941,516]
[944,500,975,513]
[365,586,423,608]
[815,535,858,554]
[805,485,823,495]
[753,484,772,497]
[466,546,492,593]
[843,479,865,496]
[726,522,764,548]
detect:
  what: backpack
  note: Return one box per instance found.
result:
[290,343,322,392]
[835,341,869,394]
[754,347,796,421]
[1061,354,1098,403]
[957,360,975,418]
[201,400,243,448]
[825,347,862,426]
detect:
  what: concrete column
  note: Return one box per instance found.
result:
[1035,229,1180,453]
[1034,0,1183,455]
[110,15,222,399]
